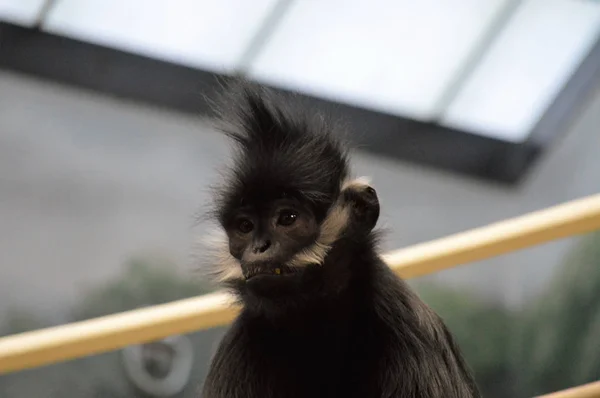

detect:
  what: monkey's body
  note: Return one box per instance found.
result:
[200,82,480,398]
[203,251,478,398]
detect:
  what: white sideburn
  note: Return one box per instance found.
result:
[201,228,244,282]
[202,177,372,283]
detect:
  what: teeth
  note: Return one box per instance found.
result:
[243,266,284,279]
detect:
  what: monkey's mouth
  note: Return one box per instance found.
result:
[242,264,298,280]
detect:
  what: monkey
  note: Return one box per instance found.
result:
[199,81,481,398]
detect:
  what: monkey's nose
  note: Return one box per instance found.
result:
[253,240,271,254]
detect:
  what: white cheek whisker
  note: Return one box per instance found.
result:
[286,185,354,268]
[198,226,243,283]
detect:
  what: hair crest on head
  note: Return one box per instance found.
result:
[197,79,380,286]
[208,79,351,226]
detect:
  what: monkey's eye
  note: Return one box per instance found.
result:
[277,209,298,226]
[237,219,254,234]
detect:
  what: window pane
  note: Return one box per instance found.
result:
[247,0,510,120]
[0,0,47,26]
[441,0,600,142]
[44,0,279,72]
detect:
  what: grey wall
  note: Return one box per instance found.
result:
[0,70,599,325]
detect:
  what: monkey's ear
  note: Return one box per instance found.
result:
[193,226,243,285]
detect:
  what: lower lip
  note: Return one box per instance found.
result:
[244,274,284,286]
[245,271,298,281]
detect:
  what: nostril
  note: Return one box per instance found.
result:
[260,240,271,252]
[254,240,271,254]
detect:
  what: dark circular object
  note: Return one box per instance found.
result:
[121,335,194,397]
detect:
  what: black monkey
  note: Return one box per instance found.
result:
[200,82,480,398]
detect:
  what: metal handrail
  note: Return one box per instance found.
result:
[536,381,600,398]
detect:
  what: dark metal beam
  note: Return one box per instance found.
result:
[0,20,596,186]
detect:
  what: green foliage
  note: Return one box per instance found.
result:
[416,231,600,397]
[72,254,214,321]
[415,282,516,398]
[0,253,220,398]
[0,308,47,336]
[516,231,600,396]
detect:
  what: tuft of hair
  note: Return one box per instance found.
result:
[209,79,351,225]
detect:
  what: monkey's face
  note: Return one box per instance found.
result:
[205,83,384,307]
[225,196,320,283]
[212,179,380,292]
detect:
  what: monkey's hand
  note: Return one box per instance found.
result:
[341,178,380,233]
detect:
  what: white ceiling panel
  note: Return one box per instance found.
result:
[247,0,510,121]
[441,0,600,142]
[0,0,46,26]
[7,0,598,144]
[43,0,279,73]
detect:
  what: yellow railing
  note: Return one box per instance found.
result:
[2,193,600,398]
[536,381,600,398]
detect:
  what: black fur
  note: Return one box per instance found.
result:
[201,81,481,398]
[212,81,349,226]
[343,184,380,235]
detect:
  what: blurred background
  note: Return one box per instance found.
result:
[0,0,599,397]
